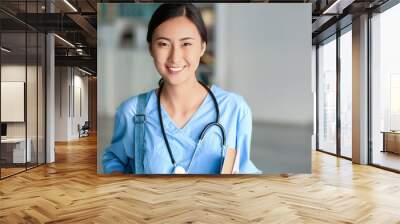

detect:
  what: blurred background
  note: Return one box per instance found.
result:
[97,3,312,173]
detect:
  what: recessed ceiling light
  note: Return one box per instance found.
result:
[54,34,75,48]
[322,0,354,15]
[1,47,11,53]
[78,67,92,76]
[63,0,78,12]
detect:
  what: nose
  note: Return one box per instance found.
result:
[168,45,182,65]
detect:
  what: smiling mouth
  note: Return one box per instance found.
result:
[166,65,185,73]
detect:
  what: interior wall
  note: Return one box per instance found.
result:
[1,65,39,139]
[214,4,312,173]
[55,66,69,141]
[54,67,89,141]
[72,72,89,138]
[215,4,313,125]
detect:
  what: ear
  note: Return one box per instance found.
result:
[200,42,207,57]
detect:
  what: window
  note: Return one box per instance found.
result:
[371,2,400,171]
[317,35,337,155]
[340,28,352,158]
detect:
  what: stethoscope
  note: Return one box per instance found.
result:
[157,79,226,174]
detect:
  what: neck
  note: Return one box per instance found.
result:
[160,78,206,113]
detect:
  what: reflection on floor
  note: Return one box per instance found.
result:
[0,163,41,178]
[0,167,25,178]
[373,150,400,171]
[340,147,352,158]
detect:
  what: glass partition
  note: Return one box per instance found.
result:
[27,30,38,169]
[38,32,45,165]
[317,35,337,155]
[1,30,28,177]
[0,1,46,179]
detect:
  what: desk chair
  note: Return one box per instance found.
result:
[78,121,90,138]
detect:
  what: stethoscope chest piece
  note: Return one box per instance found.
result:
[173,165,186,174]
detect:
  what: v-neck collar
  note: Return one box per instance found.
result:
[155,85,214,134]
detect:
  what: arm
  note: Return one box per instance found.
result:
[102,108,134,174]
[235,101,262,174]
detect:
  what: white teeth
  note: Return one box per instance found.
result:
[168,66,184,72]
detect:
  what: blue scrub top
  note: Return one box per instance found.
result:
[102,85,261,174]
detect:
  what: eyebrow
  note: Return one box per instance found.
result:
[155,37,195,41]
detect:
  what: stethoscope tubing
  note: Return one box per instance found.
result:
[157,79,227,170]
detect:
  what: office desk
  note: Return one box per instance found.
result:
[381,131,400,154]
[1,138,32,163]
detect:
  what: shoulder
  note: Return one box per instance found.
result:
[212,85,251,119]
[115,89,155,118]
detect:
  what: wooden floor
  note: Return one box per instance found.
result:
[1,163,45,178]
[1,167,26,178]
[1,134,400,223]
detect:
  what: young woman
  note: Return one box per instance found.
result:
[102,3,261,174]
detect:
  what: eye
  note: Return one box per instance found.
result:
[157,42,169,47]
[183,42,192,47]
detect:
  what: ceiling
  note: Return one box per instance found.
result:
[0,0,97,74]
[311,0,390,43]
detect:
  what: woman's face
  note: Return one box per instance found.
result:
[150,16,206,86]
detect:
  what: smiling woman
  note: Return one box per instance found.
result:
[147,4,207,87]
[102,3,261,175]
[149,16,206,88]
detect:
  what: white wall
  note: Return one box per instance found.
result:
[1,66,27,131]
[215,4,313,125]
[55,67,89,141]
[214,4,312,173]
[55,67,68,141]
[1,82,25,122]
[1,63,47,164]
[1,65,41,137]
[1,65,26,81]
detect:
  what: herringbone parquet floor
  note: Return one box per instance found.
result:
[1,134,400,223]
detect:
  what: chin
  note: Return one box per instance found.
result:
[161,72,193,86]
